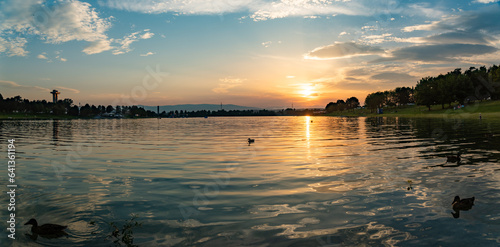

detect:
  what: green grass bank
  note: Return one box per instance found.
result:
[325,100,500,119]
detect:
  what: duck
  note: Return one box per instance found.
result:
[247,138,255,145]
[24,218,67,236]
[446,153,461,163]
[452,196,475,211]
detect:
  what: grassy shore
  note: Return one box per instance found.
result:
[325,100,500,119]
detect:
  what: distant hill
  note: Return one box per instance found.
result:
[139,104,261,112]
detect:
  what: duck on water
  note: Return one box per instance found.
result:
[451,196,475,218]
[446,153,461,163]
[24,218,67,239]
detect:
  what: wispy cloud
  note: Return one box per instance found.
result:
[305,42,384,60]
[55,86,80,94]
[0,81,79,95]
[213,77,246,94]
[375,44,498,63]
[140,52,155,56]
[113,30,155,55]
[261,41,281,48]
[0,80,50,92]
[370,72,418,83]
[37,53,48,59]
[35,51,67,62]
[402,6,500,35]
[83,40,113,55]
[99,0,403,21]
[473,0,499,3]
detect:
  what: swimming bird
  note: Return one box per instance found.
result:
[446,153,461,163]
[452,196,475,211]
[24,218,67,236]
[248,138,255,145]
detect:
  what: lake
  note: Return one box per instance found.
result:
[1,116,500,246]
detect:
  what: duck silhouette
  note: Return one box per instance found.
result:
[24,218,67,239]
[247,138,255,145]
[446,153,461,163]
[451,196,474,218]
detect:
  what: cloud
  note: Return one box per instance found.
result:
[55,86,80,94]
[473,0,499,3]
[407,3,445,18]
[370,72,418,83]
[0,0,113,56]
[0,1,155,56]
[83,39,113,55]
[37,53,48,59]
[377,44,498,62]
[213,77,246,94]
[0,81,79,95]
[35,51,68,62]
[99,0,401,21]
[140,32,154,39]
[403,6,500,35]
[386,7,500,63]
[0,80,50,92]
[100,0,251,15]
[262,41,272,48]
[140,52,155,56]
[113,30,155,55]
[410,31,494,45]
[363,33,392,44]
[305,42,384,60]
[0,37,29,57]
[261,40,281,48]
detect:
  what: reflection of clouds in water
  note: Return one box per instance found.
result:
[149,234,186,246]
[163,219,238,228]
[249,203,325,218]
[12,117,500,246]
[252,217,320,237]
[253,218,414,246]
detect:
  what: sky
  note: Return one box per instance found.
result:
[1,0,499,109]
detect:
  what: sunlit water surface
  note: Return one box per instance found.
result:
[1,117,500,246]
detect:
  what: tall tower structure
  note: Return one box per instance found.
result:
[50,90,60,103]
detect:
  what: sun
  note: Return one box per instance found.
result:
[299,85,316,98]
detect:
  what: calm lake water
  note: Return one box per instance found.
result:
[1,116,500,246]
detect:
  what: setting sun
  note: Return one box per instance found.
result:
[299,84,317,98]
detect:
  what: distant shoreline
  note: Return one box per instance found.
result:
[2,100,499,120]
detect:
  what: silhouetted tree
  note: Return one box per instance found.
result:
[365,92,385,112]
[346,97,360,110]
[106,105,114,113]
[415,77,437,110]
[68,105,79,116]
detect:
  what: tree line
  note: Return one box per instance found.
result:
[0,94,296,118]
[325,64,500,112]
[325,97,360,113]
[0,95,158,118]
[364,87,414,111]
[414,65,500,110]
